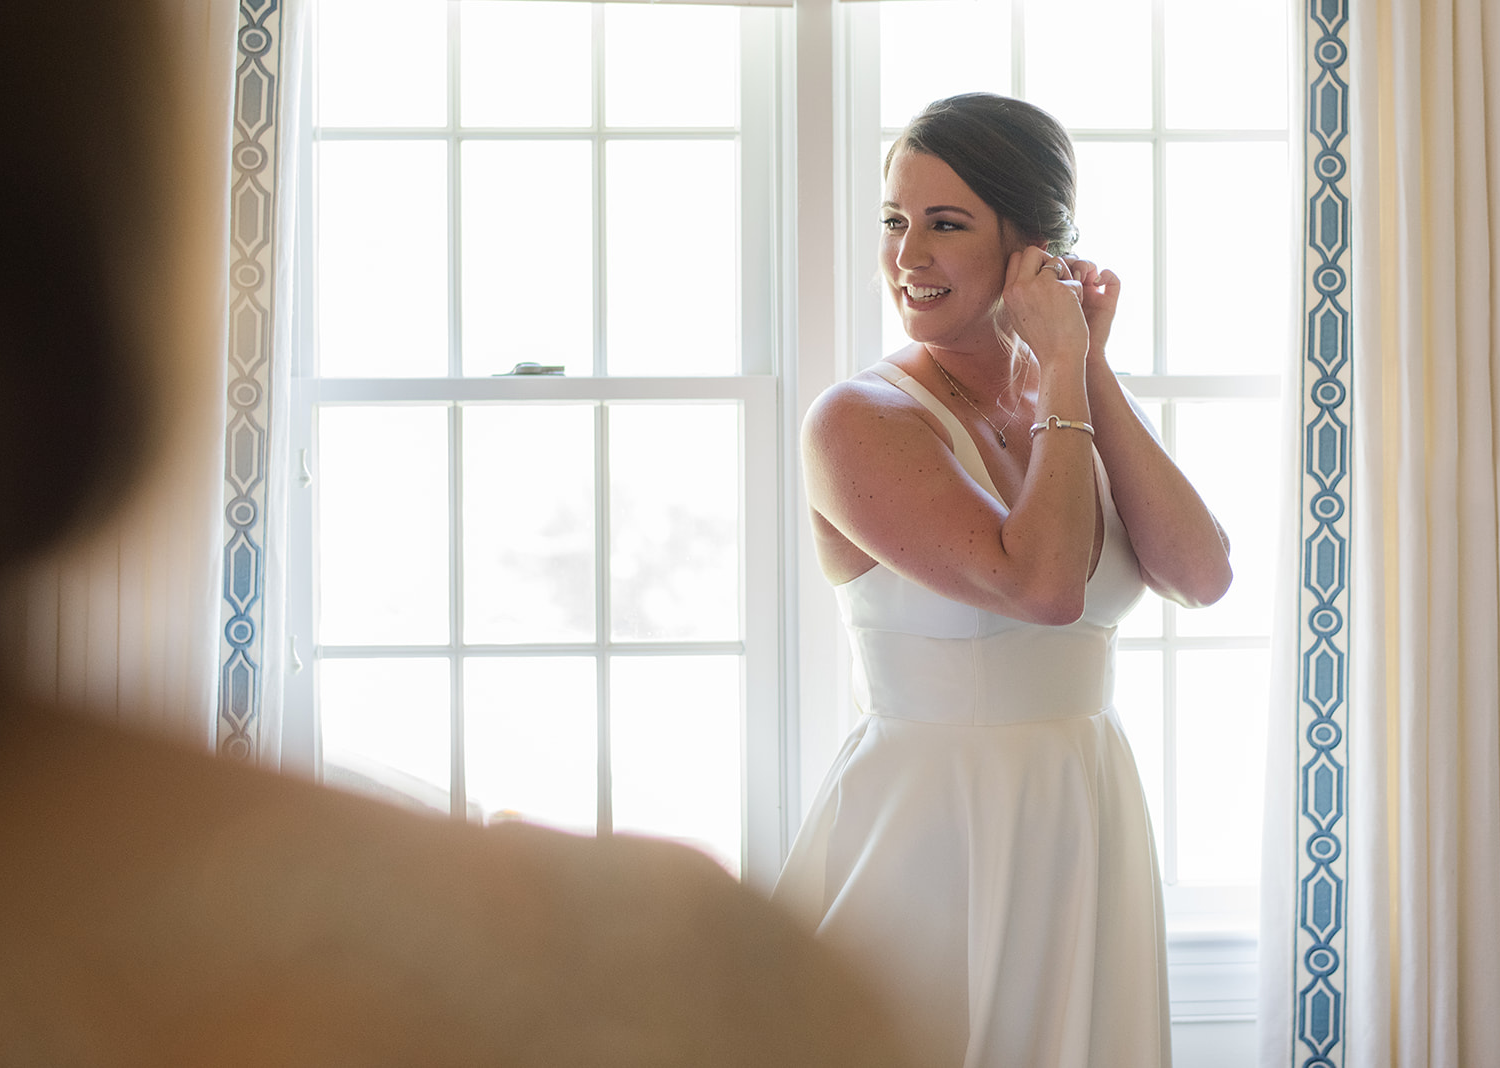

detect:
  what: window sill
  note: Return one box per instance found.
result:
[1167,928,1258,1022]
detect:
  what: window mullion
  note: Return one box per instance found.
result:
[284,25,319,779]
[446,2,466,822]
[594,401,613,836]
[1010,0,1025,97]
[592,3,608,377]
[739,7,778,376]
[449,403,468,820]
[1151,0,1168,377]
[844,3,882,373]
[447,0,463,378]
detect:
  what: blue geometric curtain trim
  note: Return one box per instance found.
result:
[218,0,288,762]
[1294,0,1353,1063]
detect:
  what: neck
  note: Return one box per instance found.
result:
[923,341,1031,400]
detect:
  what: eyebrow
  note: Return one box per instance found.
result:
[880,202,977,218]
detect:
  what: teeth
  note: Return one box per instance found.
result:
[906,285,950,302]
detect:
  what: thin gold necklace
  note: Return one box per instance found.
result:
[926,348,1031,449]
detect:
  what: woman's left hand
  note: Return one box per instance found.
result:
[1062,256,1121,357]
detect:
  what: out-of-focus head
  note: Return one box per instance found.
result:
[885,93,1078,257]
[0,4,213,578]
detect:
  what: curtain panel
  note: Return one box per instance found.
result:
[217,0,305,768]
[1263,0,1500,1065]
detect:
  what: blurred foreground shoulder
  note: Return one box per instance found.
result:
[0,710,918,1068]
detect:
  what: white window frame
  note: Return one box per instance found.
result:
[284,2,796,891]
[278,0,1281,1027]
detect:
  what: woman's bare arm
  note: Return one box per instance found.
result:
[804,249,1100,625]
[1065,257,1232,608]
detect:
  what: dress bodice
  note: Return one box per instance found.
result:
[833,361,1146,725]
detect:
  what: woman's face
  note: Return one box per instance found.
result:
[879,148,1026,355]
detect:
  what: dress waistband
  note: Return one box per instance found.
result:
[847,625,1115,726]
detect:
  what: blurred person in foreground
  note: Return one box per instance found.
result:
[0,7,916,1065]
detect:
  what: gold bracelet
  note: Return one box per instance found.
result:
[1029,415,1095,439]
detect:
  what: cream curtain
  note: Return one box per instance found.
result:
[1262,0,1500,1063]
[0,1,238,748]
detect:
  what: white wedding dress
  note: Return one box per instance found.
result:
[773,361,1172,1067]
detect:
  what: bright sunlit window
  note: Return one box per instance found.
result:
[292,6,1291,980]
[290,0,785,880]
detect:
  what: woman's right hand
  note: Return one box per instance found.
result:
[999,247,1089,367]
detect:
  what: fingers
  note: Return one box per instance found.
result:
[1061,256,1094,285]
[1007,246,1060,288]
[1062,256,1121,296]
[1005,249,1083,305]
[1036,251,1072,281]
[1000,249,1091,363]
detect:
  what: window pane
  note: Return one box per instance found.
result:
[604,5,738,128]
[1163,142,1290,374]
[1165,0,1288,130]
[611,656,742,874]
[1024,0,1151,129]
[460,2,592,128]
[463,404,596,644]
[609,404,740,642]
[1114,649,1165,853]
[320,658,452,811]
[1176,648,1269,884]
[318,406,449,644]
[317,141,448,377]
[881,292,907,362]
[1173,399,1279,638]
[879,1,1013,130]
[465,657,597,831]
[461,141,594,376]
[1115,396,1163,641]
[1119,588,1165,640]
[605,141,738,374]
[316,0,446,128]
[1073,142,1154,374]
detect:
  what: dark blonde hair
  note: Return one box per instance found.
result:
[885,93,1079,256]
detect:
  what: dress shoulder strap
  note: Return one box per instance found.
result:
[866,361,1004,504]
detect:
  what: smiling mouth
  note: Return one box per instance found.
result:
[904,285,951,303]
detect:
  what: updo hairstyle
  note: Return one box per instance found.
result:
[885,93,1079,256]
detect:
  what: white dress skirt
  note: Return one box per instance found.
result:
[773,362,1172,1067]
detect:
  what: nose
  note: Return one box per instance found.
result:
[894,227,931,272]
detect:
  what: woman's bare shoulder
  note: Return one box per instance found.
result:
[803,354,941,451]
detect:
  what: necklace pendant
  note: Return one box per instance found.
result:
[997,429,1008,449]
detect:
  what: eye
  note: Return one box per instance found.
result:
[880,216,907,232]
[933,219,965,232]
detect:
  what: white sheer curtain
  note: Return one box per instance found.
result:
[1262,0,1500,1063]
[0,1,238,748]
